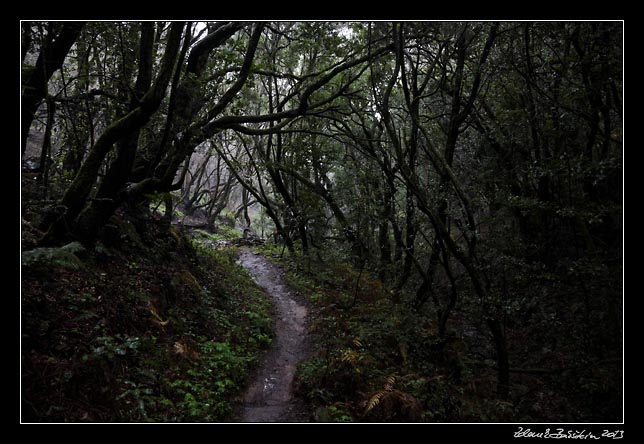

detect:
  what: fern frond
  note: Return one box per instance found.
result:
[149,305,169,326]
[364,375,397,415]
[340,348,359,363]
[363,375,423,420]
[364,391,385,414]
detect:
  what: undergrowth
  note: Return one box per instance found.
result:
[255,240,622,423]
[253,243,520,423]
[21,213,272,422]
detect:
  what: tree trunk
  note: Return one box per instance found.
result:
[242,187,252,228]
[378,219,391,281]
[37,98,55,198]
[414,247,440,309]
[39,22,184,242]
[394,190,416,292]
[22,22,32,63]
[487,318,510,399]
[74,131,142,240]
[162,193,173,226]
[74,23,157,241]
[22,22,85,156]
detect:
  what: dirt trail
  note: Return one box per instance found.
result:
[236,248,310,422]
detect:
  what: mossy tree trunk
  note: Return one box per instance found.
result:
[74,23,157,241]
[40,22,185,242]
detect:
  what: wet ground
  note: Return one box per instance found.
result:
[236,248,310,422]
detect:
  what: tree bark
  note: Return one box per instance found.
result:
[40,22,184,241]
[151,23,261,190]
[36,97,56,197]
[22,22,85,156]
[74,23,157,240]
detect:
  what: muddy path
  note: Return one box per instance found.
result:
[235,248,310,422]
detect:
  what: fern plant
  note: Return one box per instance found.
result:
[362,375,423,422]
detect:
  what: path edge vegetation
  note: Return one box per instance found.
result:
[21,217,274,422]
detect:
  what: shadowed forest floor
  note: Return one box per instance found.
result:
[21,216,622,423]
[21,216,275,422]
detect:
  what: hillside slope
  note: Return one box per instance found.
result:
[21,213,273,422]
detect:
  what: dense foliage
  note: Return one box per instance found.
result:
[22,212,273,422]
[22,21,622,422]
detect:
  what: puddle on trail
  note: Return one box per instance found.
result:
[236,248,309,422]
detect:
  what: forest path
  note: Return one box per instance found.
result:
[235,248,310,422]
